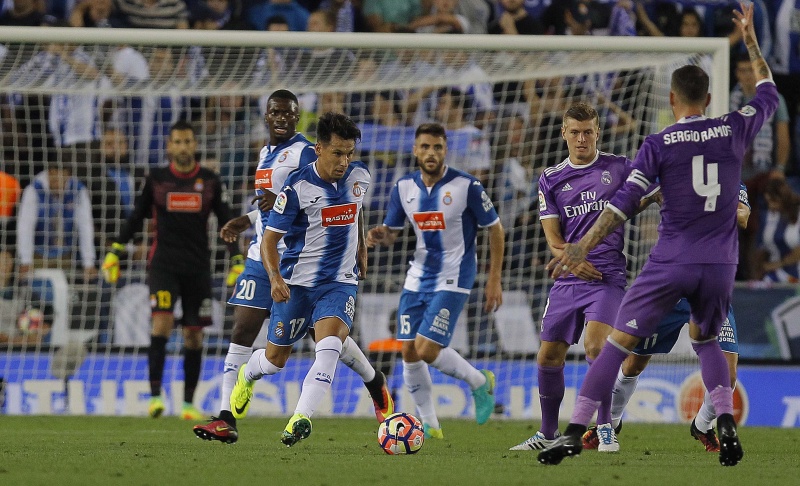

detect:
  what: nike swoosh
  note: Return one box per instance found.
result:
[215,426,229,432]
[234,400,249,415]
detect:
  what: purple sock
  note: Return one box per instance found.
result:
[570,340,629,426]
[692,339,733,416]
[587,356,612,424]
[538,364,565,439]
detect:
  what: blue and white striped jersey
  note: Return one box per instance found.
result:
[383,166,500,294]
[266,161,370,287]
[247,133,317,262]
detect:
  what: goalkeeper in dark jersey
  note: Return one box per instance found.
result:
[102,120,244,420]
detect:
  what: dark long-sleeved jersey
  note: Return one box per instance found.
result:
[115,163,235,273]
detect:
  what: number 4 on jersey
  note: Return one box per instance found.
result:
[691,155,720,211]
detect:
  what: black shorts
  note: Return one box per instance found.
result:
[148,267,212,327]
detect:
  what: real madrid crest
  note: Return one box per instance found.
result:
[442,191,453,205]
[194,178,204,191]
[352,181,363,197]
[601,170,612,185]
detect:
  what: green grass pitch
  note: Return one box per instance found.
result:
[2,417,798,485]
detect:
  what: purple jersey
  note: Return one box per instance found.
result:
[538,151,636,287]
[609,80,780,264]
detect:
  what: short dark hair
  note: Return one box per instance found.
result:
[265,15,289,29]
[671,65,709,104]
[267,89,299,105]
[415,123,447,140]
[316,112,361,144]
[562,102,599,127]
[170,120,196,135]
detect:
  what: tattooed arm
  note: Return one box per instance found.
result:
[548,207,626,278]
[734,2,771,82]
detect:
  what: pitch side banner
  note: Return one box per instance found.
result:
[1,354,798,427]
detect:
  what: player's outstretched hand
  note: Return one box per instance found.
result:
[733,1,755,37]
[220,215,252,242]
[546,242,589,279]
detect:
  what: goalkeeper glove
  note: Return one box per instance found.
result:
[101,242,125,284]
[226,254,245,286]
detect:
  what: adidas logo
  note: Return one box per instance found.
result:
[625,319,638,329]
[561,183,573,192]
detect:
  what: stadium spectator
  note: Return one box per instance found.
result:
[488,0,544,35]
[433,88,492,183]
[366,122,503,439]
[101,120,241,421]
[454,0,493,34]
[363,0,421,32]
[759,178,800,282]
[730,52,791,280]
[69,0,114,27]
[16,164,97,283]
[318,0,368,32]
[409,0,468,34]
[112,0,189,29]
[539,4,775,466]
[247,0,309,31]
[0,0,45,25]
[488,113,534,231]
[770,0,800,177]
[634,3,744,47]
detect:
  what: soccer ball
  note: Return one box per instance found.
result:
[377,412,424,455]
[17,308,44,335]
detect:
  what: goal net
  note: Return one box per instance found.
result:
[0,28,730,423]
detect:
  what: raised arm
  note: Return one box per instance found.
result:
[735,2,771,82]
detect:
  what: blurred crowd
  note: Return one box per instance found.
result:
[2,0,800,347]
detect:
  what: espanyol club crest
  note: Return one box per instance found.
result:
[601,171,612,185]
[278,151,289,163]
[352,182,363,197]
[275,321,284,338]
[442,191,453,205]
[194,179,204,191]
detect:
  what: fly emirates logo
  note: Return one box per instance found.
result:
[413,212,446,231]
[321,203,357,226]
[563,191,608,218]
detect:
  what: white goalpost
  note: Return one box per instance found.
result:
[0,27,729,422]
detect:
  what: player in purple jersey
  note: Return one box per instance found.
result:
[539,3,778,467]
[230,112,370,447]
[509,103,658,453]
[584,191,751,453]
[367,123,504,438]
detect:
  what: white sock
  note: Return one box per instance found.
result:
[403,360,439,429]
[340,336,376,382]
[695,389,717,432]
[243,348,282,381]
[430,347,485,390]
[611,369,639,430]
[219,343,252,412]
[294,336,342,418]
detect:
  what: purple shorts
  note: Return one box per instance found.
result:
[540,281,625,344]
[614,261,736,339]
